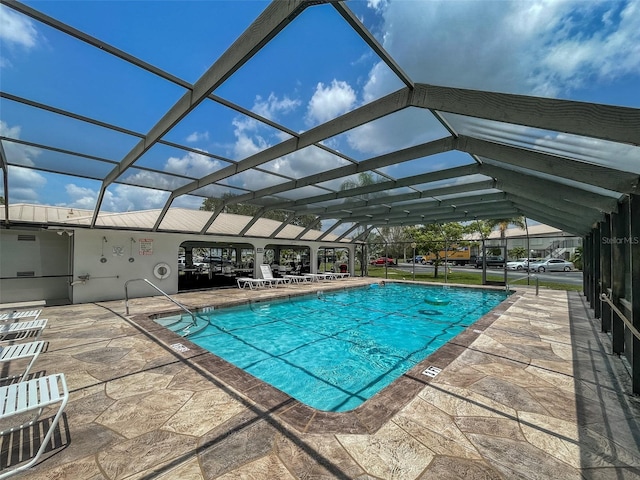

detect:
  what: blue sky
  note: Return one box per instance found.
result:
[1,0,639,215]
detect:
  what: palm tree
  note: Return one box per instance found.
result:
[486,217,526,242]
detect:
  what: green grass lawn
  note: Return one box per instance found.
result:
[365,266,583,292]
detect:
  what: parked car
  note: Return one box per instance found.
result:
[527,258,574,272]
[408,255,426,264]
[474,256,505,268]
[370,257,396,266]
[507,258,530,270]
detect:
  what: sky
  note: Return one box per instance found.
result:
[1,0,639,220]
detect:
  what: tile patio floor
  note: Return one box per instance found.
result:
[1,278,639,479]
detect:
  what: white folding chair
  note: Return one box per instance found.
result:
[0,320,47,343]
[0,310,42,322]
[0,373,69,479]
[0,341,45,382]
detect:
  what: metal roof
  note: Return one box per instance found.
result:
[1,0,639,241]
[0,203,347,242]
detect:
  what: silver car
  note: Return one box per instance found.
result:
[527,258,574,272]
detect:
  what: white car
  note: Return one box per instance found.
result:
[506,258,529,270]
[527,258,574,272]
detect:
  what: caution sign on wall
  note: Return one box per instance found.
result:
[139,238,153,255]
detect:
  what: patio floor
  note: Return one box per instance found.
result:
[1,278,639,479]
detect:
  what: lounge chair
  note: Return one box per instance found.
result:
[0,373,69,479]
[282,273,312,283]
[0,319,48,343]
[333,272,350,279]
[236,277,270,290]
[281,264,310,283]
[260,265,291,287]
[0,340,45,382]
[0,309,42,322]
[304,272,335,282]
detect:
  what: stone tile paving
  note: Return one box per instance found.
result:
[1,281,638,479]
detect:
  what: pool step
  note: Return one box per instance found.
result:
[154,316,209,337]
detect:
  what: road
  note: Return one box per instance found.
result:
[387,262,584,287]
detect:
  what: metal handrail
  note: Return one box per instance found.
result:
[506,274,539,295]
[124,278,196,326]
[600,293,640,341]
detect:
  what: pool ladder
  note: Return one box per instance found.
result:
[124,278,197,327]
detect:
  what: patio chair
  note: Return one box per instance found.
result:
[0,309,42,322]
[304,272,335,282]
[236,277,270,290]
[0,373,69,479]
[0,319,48,343]
[0,340,45,382]
[259,265,291,287]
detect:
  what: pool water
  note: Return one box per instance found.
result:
[181,283,509,412]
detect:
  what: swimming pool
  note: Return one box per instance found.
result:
[161,283,509,412]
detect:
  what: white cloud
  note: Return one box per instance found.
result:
[60,150,224,212]
[232,122,270,160]
[0,120,21,139]
[228,92,302,161]
[366,0,640,98]
[164,150,222,178]
[0,121,42,168]
[348,0,640,162]
[101,184,169,212]
[186,131,209,143]
[306,80,357,126]
[0,121,46,202]
[0,4,39,68]
[0,5,38,48]
[263,146,347,180]
[253,92,301,120]
[65,183,98,210]
[5,166,47,202]
[537,1,640,89]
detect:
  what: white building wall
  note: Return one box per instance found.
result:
[70,229,354,304]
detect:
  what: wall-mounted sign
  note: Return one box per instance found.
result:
[139,238,153,255]
[256,248,263,253]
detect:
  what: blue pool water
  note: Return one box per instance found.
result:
[169,283,508,412]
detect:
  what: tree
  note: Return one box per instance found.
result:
[201,194,317,228]
[570,246,583,270]
[339,172,376,193]
[478,217,527,259]
[339,172,389,242]
[486,217,526,242]
[509,246,527,260]
[0,196,4,205]
[409,222,465,278]
[378,226,412,259]
[468,220,492,241]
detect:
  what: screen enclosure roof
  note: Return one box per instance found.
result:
[1,0,638,242]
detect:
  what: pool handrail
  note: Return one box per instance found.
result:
[124,278,197,326]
